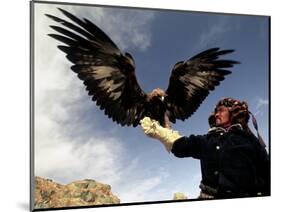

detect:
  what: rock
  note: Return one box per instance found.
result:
[34,176,120,209]
[173,192,188,200]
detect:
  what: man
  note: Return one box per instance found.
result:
[140,98,270,199]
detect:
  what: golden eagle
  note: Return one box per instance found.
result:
[46,8,239,127]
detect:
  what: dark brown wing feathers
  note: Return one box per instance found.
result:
[46,8,147,127]
[166,48,239,123]
[47,9,239,127]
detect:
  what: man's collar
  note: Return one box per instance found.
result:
[208,123,243,134]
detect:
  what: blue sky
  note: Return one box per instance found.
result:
[34,2,269,204]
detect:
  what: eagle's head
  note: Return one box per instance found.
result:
[147,88,167,102]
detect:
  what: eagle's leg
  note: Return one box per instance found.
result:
[164,111,171,129]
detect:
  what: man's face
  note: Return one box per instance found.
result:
[215,105,231,128]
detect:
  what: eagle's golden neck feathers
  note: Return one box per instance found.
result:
[147,88,166,102]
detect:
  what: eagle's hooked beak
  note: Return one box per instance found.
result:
[148,88,166,102]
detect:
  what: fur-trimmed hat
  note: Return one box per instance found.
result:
[208,97,266,147]
[208,98,249,128]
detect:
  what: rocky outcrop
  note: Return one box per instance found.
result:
[34,176,120,209]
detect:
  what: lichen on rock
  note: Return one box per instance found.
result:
[34,176,120,209]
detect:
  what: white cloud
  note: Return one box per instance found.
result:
[113,166,171,203]
[117,175,166,203]
[35,134,124,185]
[248,97,269,149]
[38,3,154,52]
[33,3,171,204]
[196,16,239,50]
[86,9,155,51]
[253,97,269,116]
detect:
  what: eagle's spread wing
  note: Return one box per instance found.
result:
[46,8,147,127]
[165,48,239,123]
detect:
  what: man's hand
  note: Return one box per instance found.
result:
[140,117,159,138]
[140,117,182,152]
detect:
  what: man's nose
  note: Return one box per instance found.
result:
[215,113,220,118]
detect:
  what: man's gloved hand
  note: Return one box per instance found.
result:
[140,117,182,152]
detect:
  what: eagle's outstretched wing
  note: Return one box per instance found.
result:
[165,48,239,123]
[46,8,147,127]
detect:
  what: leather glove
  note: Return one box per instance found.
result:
[140,117,182,152]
